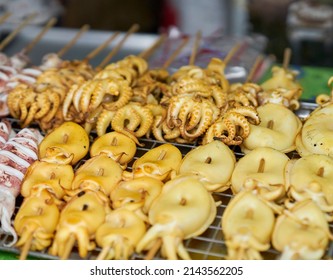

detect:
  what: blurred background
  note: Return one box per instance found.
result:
[0,0,332,67]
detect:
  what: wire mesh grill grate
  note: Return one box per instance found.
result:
[1,101,332,260]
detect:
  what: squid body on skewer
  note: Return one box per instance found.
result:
[0,124,43,246]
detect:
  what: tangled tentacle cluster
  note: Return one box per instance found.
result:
[7,63,95,132]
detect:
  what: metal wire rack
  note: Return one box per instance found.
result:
[1,101,333,260]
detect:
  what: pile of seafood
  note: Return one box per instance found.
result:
[1,18,333,260]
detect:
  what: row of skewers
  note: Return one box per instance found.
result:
[0,13,301,153]
[2,12,333,261]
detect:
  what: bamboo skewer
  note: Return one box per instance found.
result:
[283,47,292,70]
[0,12,11,25]
[0,12,37,51]
[162,36,190,69]
[96,245,111,260]
[56,24,90,58]
[223,42,242,67]
[22,17,57,54]
[83,32,120,62]
[138,33,167,60]
[246,54,264,83]
[189,30,202,65]
[98,23,140,69]
[144,238,162,260]
[19,233,33,260]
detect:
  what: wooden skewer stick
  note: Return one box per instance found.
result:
[96,245,111,260]
[0,12,37,51]
[61,233,76,260]
[22,17,57,54]
[98,23,140,69]
[57,24,90,58]
[257,158,265,173]
[246,54,264,83]
[144,237,162,260]
[19,232,33,260]
[162,37,190,69]
[283,47,292,70]
[0,12,11,25]
[223,42,242,66]
[317,166,324,177]
[189,30,202,66]
[83,32,120,62]
[139,33,167,60]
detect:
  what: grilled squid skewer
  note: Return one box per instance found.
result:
[0,127,43,246]
[14,189,61,259]
[49,190,111,259]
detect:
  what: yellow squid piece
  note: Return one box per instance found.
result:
[231,147,290,201]
[95,208,146,260]
[286,154,333,216]
[177,140,236,192]
[68,154,123,197]
[38,121,90,165]
[296,103,333,158]
[14,190,61,259]
[126,143,182,181]
[110,176,163,221]
[49,190,111,259]
[20,160,74,200]
[241,103,302,154]
[90,131,137,169]
[221,190,275,260]
[272,199,333,259]
[136,175,216,260]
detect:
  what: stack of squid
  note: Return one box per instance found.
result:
[1,45,299,148]
[13,119,220,260]
[219,71,333,260]
[0,119,43,247]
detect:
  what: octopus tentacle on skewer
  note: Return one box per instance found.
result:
[3,23,115,126]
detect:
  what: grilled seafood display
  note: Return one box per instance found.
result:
[3,24,333,262]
